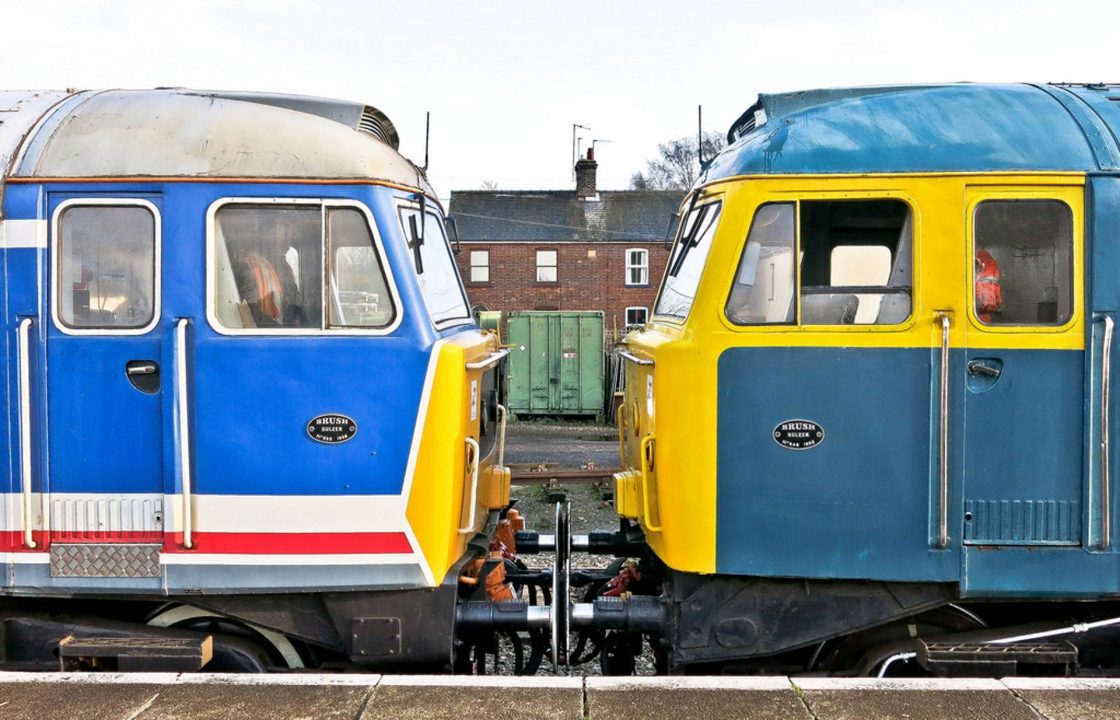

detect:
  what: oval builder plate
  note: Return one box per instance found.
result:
[307,414,358,444]
[773,419,824,450]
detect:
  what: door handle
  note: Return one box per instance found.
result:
[126,362,159,376]
[967,359,1002,379]
[125,360,161,394]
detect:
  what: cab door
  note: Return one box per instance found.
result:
[46,197,166,545]
[717,192,956,582]
[960,186,1085,548]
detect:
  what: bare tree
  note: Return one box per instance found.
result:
[480,180,499,191]
[629,132,725,190]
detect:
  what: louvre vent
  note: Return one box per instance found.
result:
[963,498,1080,545]
[359,107,393,144]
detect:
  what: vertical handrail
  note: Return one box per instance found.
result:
[937,313,951,549]
[639,434,662,533]
[1100,315,1114,550]
[616,404,627,469]
[496,404,508,467]
[17,318,37,549]
[175,319,193,549]
[458,437,481,534]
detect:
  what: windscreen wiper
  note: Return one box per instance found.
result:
[667,193,707,278]
[406,193,427,273]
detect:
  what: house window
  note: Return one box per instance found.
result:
[470,250,490,283]
[625,306,648,328]
[536,249,557,282]
[625,248,649,286]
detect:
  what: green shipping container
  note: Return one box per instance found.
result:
[507,311,604,419]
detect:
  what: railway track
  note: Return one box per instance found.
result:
[510,468,619,485]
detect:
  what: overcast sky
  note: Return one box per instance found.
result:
[4,1,1119,201]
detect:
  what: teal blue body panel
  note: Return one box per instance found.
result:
[716,346,1099,595]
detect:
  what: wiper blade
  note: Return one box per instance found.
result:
[667,197,708,278]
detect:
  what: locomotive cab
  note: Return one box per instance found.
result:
[611,84,1120,676]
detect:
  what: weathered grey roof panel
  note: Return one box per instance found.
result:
[0,91,71,180]
[8,89,429,193]
[449,190,683,242]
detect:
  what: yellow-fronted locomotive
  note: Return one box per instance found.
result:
[605,84,1120,675]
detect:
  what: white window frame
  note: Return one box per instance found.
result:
[469,249,490,283]
[625,247,649,286]
[536,249,558,282]
[625,306,648,327]
[51,198,162,336]
[205,197,403,337]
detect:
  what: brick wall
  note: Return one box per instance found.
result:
[456,241,670,339]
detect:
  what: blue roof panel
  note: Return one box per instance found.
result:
[702,84,1109,182]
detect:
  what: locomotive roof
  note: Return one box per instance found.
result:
[702,83,1120,182]
[0,88,432,193]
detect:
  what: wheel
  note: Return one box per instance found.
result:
[147,605,305,671]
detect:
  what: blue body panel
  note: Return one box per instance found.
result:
[3,180,447,510]
[704,84,1115,181]
[962,349,1084,545]
[717,346,957,582]
[717,346,1090,592]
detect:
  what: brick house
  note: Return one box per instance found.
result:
[448,150,683,339]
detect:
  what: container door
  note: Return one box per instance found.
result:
[46,197,166,544]
[961,187,1084,547]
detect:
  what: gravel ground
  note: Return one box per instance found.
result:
[494,420,656,676]
[503,419,620,472]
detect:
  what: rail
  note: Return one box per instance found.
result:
[176,319,194,549]
[509,468,620,485]
[1101,314,1114,550]
[458,437,481,534]
[936,313,950,549]
[17,318,36,549]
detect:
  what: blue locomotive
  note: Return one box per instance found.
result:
[0,89,516,671]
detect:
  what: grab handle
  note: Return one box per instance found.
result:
[639,434,662,533]
[466,348,509,371]
[496,404,508,467]
[17,318,37,549]
[936,313,950,549]
[458,437,481,535]
[616,404,627,469]
[1100,315,1114,550]
[618,350,653,367]
[175,319,194,549]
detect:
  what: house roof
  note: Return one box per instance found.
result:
[448,189,684,242]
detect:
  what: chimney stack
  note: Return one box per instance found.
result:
[575,147,598,199]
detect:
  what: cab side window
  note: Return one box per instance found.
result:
[726,199,912,326]
[973,199,1072,326]
[212,202,396,332]
[57,204,157,331]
